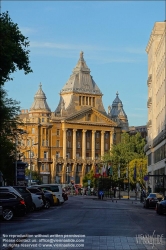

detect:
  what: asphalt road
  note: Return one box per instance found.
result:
[0,196,166,250]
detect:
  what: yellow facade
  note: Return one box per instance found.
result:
[18,52,128,184]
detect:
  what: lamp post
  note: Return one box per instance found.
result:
[29,143,38,186]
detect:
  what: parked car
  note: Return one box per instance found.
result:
[156,196,166,215]
[33,185,60,205]
[0,192,26,221]
[27,187,49,208]
[0,186,33,212]
[143,193,163,208]
[31,193,44,211]
[36,184,64,204]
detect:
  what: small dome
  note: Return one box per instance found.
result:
[30,83,51,112]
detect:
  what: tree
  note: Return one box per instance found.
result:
[0,11,32,183]
[82,170,97,188]
[102,132,147,188]
[25,169,42,184]
[0,11,32,85]
[0,87,21,184]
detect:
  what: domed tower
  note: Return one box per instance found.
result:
[29,83,51,117]
[55,51,106,116]
[108,92,129,131]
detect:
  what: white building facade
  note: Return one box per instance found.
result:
[145,21,166,193]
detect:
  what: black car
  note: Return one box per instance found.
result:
[0,192,26,221]
[143,193,163,208]
[12,186,33,212]
[156,196,166,215]
[27,187,50,209]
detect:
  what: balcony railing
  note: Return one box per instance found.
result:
[147,120,152,129]
[147,97,152,108]
[38,158,53,163]
[147,74,152,86]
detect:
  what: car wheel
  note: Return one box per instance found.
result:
[2,208,14,221]
[45,200,51,209]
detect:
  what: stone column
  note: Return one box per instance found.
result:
[110,131,114,152]
[63,128,67,159]
[82,130,87,160]
[101,131,105,157]
[92,130,96,160]
[73,129,77,159]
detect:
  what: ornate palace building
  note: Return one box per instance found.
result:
[144,22,166,193]
[19,52,129,184]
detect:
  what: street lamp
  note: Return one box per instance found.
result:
[29,143,38,186]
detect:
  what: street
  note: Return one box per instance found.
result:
[0,196,166,250]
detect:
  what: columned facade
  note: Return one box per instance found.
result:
[18,52,128,185]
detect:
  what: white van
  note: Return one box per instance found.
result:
[36,184,64,204]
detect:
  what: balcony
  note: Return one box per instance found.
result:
[147,120,152,129]
[38,158,53,163]
[147,74,152,86]
[147,97,152,108]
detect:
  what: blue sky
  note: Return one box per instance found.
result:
[2,1,165,126]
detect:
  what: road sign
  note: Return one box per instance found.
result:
[99,191,103,196]
[144,175,149,181]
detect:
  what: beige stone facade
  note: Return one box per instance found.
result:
[145,22,166,192]
[19,52,128,184]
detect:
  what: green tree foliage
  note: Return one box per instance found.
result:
[0,11,32,85]
[102,132,147,188]
[0,12,32,184]
[129,158,147,188]
[0,87,21,184]
[82,170,97,188]
[25,169,42,184]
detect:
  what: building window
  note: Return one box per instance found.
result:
[44,151,48,159]
[96,142,100,149]
[87,141,90,149]
[45,164,49,171]
[86,97,88,105]
[42,164,44,171]
[77,165,82,172]
[57,129,60,136]
[82,96,85,105]
[105,133,108,139]
[46,140,48,146]
[105,143,108,150]
[42,140,45,146]
[27,139,30,146]
[77,141,81,148]
[96,132,100,138]
[79,96,81,105]
[67,141,71,148]
[66,153,70,159]
[87,131,90,138]
[56,140,60,147]
[77,132,80,137]
[76,153,80,158]
[93,97,95,107]
[67,130,71,136]
[56,151,60,159]
[32,128,35,134]
[89,97,91,106]
[42,118,45,122]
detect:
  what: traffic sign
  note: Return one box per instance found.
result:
[144,175,149,181]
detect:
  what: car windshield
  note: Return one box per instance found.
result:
[149,194,156,197]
